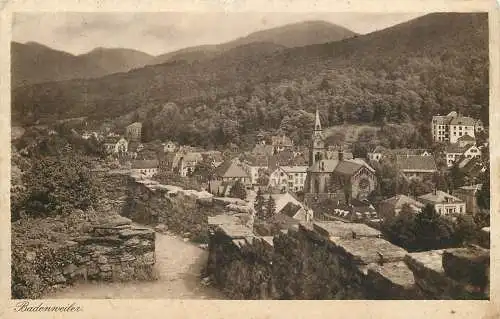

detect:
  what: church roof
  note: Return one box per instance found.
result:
[333,161,364,176]
[308,159,339,173]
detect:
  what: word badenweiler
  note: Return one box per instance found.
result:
[14,301,83,312]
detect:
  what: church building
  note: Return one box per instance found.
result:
[304,110,377,204]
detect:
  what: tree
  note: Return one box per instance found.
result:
[229,180,247,200]
[448,163,466,189]
[254,188,266,219]
[265,195,277,219]
[414,204,455,251]
[477,167,490,210]
[20,153,98,217]
[454,214,477,246]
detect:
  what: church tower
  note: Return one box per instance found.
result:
[309,109,326,167]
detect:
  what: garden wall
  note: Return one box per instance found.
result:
[206,217,489,300]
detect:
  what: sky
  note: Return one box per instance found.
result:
[12,12,425,56]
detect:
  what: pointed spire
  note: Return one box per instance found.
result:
[315,108,322,131]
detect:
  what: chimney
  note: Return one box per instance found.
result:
[338,151,343,161]
[433,188,437,195]
[351,231,357,239]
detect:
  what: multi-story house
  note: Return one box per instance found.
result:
[269,166,308,193]
[178,152,203,177]
[125,122,142,142]
[431,111,480,143]
[418,190,466,216]
[103,137,128,154]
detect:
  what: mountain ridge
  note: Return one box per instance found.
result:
[12,13,488,137]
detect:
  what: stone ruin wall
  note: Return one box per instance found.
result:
[206,217,490,300]
[13,217,156,299]
[121,173,254,241]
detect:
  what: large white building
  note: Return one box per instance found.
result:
[431,111,481,143]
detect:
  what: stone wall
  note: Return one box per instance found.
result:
[12,216,155,299]
[121,174,254,243]
[206,217,489,300]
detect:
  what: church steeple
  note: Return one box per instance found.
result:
[314,108,322,132]
[310,108,326,167]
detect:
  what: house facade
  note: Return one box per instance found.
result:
[103,137,128,154]
[125,122,142,142]
[131,159,158,178]
[269,166,308,193]
[431,111,480,143]
[418,190,466,216]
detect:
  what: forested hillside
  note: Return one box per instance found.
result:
[151,20,357,65]
[11,42,154,88]
[12,13,488,149]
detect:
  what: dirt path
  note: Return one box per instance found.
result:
[46,233,224,299]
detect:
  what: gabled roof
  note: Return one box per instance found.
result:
[450,116,476,126]
[445,143,476,154]
[457,134,475,142]
[380,194,425,210]
[132,159,158,169]
[396,155,437,172]
[279,202,302,219]
[333,160,363,176]
[215,160,249,178]
[127,122,142,128]
[418,190,464,204]
[281,166,308,174]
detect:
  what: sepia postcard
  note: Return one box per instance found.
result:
[1,0,499,318]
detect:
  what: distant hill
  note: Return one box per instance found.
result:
[78,47,154,75]
[151,20,356,65]
[11,42,154,88]
[12,13,488,148]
